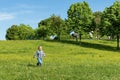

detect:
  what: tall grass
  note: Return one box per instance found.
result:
[0,40,120,80]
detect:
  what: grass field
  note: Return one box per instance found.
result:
[0,40,120,80]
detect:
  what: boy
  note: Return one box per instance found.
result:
[34,46,46,66]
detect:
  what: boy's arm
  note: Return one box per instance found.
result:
[33,51,37,58]
[43,51,46,57]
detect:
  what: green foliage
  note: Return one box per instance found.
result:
[35,26,48,40]
[67,1,93,34]
[92,11,103,39]
[38,14,66,40]
[102,1,120,36]
[0,40,120,80]
[6,25,20,40]
[93,11,102,29]
[49,15,66,40]
[102,1,120,49]
[6,24,35,40]
[4,1,120,43]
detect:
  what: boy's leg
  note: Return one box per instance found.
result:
[37,58,40,66]
[38,58,42,66]
[37,62,39,66]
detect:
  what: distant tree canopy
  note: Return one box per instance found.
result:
[6,24,34,40]
[92,11,103,39]
[67,1,93,42]
[5,1,120,49]
[68,1,93,31]
[101,1,120,49]
[35,25,48,40]
[37,15,65,40]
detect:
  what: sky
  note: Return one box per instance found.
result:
[0,0,116,40]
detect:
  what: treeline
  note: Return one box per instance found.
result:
[6,15,66,40]
[6,24,35,40]
[6,1,120,49]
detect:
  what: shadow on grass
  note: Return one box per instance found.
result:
[45,40,120,52]
[27,63,37,67]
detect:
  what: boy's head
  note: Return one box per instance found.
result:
[38,46,42,51]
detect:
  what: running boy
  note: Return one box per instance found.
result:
[34,46,46,66]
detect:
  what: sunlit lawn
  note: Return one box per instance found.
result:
[0,40,120,80]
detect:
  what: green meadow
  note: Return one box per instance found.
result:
[0,40,120,80]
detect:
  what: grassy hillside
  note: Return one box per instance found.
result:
[0,40,120,80]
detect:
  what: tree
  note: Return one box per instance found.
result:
[67,1,93,42]
[6,24,34,40]
[102,1,120,49]
[38,14,65,40]
[49,15,65,40]
[35,25,48,40]
[6,25,20,40]
[19,24,35,39]
[93,11,103,39]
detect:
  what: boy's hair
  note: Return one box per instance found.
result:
[38,46,42,49]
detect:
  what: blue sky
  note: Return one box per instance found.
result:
[0,0,115,40]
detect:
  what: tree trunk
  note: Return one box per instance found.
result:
[57,32,61,41]
[76,37,78,42]
[117,34,119,50]
[79,34,82,44]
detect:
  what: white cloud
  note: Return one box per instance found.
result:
[17,4,48,9]
[0,13,15,21]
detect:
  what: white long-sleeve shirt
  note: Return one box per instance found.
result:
[34,50,45,58]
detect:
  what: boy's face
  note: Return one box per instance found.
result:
[38,46,42,50]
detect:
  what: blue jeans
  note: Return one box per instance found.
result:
[37,58,42,65]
